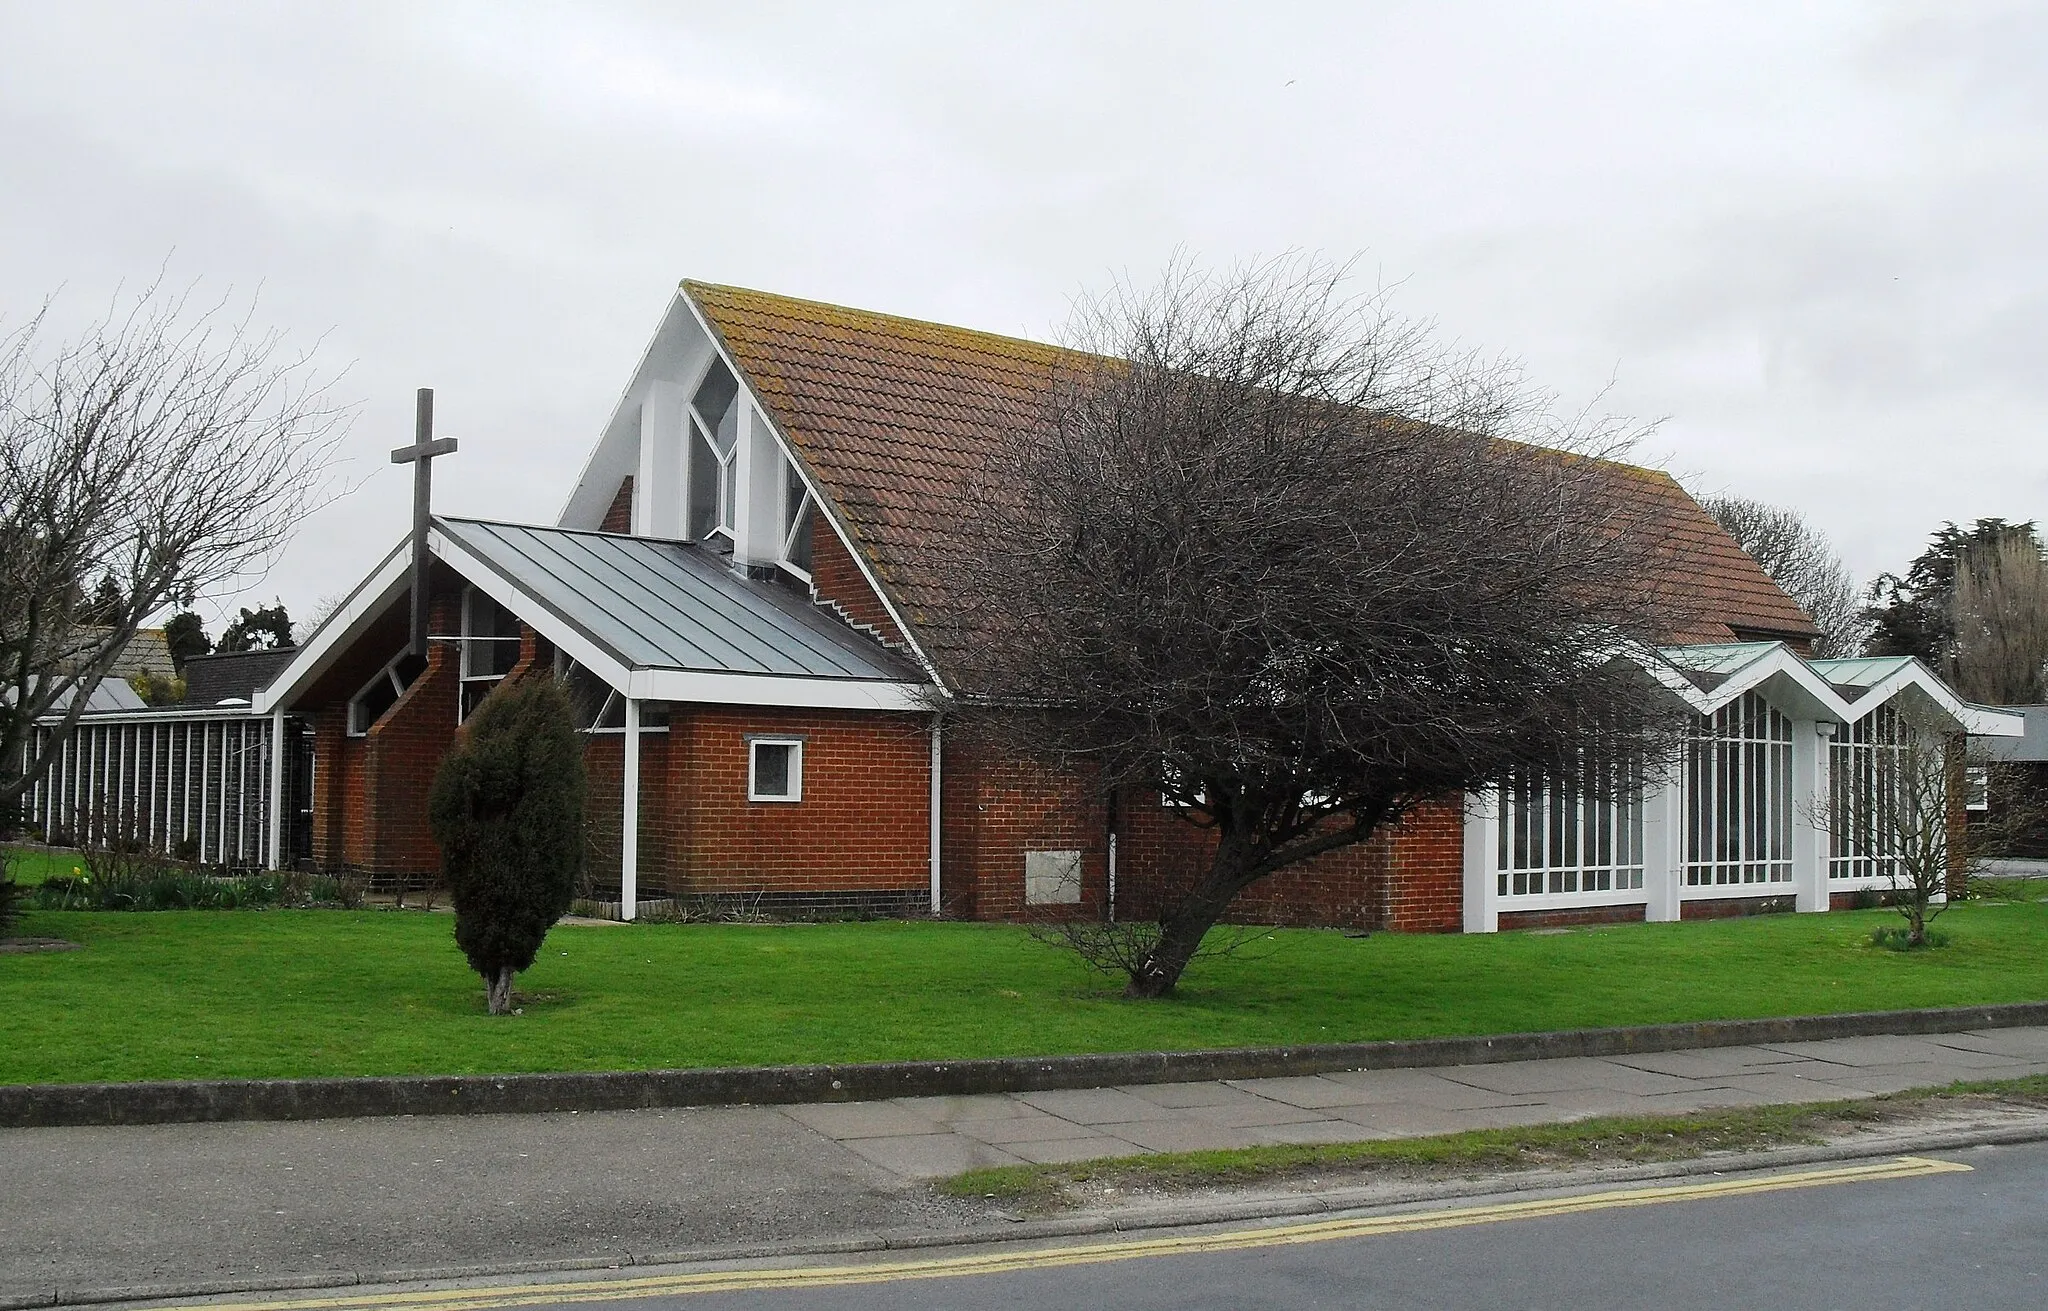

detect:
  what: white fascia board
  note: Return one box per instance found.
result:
[1842,659,2023,736]
[626,668,931,710]
[1620,646,1716,713]
[252,542,412,713]
[556,290,690,529]
[1693,644,1852,722]
[674,287,952,698]
[1960,704,2028,736]
[426,526,635,695]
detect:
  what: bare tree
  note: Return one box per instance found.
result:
[1826,701,2029,948]
[946,255,1685,998]
[1948,533,2048,704]
[1703,495,1871,658]
[0,280,349,815]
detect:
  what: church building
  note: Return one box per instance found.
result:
[24,282,2022,930]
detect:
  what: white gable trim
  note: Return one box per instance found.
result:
[253,542,411,713]
[1644,642,2024,737]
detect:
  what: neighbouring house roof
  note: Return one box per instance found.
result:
[436,517,921,683]
[50,626,179,683]
[182,648,298,708]
[684,282,1819,677]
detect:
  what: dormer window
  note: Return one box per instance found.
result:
[687,359,740,545]
[780,459,815,578]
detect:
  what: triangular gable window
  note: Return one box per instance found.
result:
[781,458,815,577]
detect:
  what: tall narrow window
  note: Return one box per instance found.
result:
[459,589,522,721]
[348,652,426,736]
[687,360,740,545]
[1830,705,1908,881]
[780,458,815,576]
[1685,691,1793,886]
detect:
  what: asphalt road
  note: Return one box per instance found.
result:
[365,1141,2048,1311]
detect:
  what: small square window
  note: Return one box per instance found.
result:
[749,739,803,802]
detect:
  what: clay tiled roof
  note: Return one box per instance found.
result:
[684,282,1816,678]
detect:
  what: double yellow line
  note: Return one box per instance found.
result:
[176,1155,1969,1309]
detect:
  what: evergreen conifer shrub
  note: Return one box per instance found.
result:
[428,674,586,1014]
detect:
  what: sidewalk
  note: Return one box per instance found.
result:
[5,1025,2048,1304]
[787,1024,2048,1179]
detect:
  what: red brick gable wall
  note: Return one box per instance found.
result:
[808,518,906,650]
[600,476,635,534]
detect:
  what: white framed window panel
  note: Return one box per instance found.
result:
[1490,757,1647,910]
[747,737,804,802]
[1684,691,1795,892]
[1829,705,1908,883]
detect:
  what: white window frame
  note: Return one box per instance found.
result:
[1965,765,1990,813]
[779,456,815,582]
[458,587,522,724]
[1493,760,1646,901]
[687,365,740,545]
[347,653,416,737]
[1685,691,1795,889]
[747,736,804,802]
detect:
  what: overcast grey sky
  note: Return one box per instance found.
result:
[2,1,2042,630]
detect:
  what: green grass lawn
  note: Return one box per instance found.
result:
[3,846,87,886]
[5,903,2047,1086]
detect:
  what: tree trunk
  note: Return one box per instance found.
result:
[1124,836,1258,999]
[486,965,516,1015]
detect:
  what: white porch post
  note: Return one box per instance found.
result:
[1461,790,1498,933]
[928,715,943,916]
[621,697,640,921]
[267,710,286,871]
[1793,720,1833,912]
[1643,754,1684,923]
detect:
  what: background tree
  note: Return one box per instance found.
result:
[0,279,346,813]
[218,602,295,652]
[428,674,586,1015]
[1702,495,1872,657]
[1865,519,2038,665]
[162,610,212,670]
[948,256,1684,998]
[1947,534,2048,704]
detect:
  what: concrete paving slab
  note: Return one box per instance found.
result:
[1628,1086,1783,1112]
[1758,1034,1970,1067]
[1106,1119,1268,1153]
[1706,1070,1879,1102]
[781,1101,945,1140]
[1004,1136,1144,1165]
[1223,1075,1383,1109]
[1804,1061,1999,1095]
[1315,1068,1541,1109]
[831,1132,1023,1179]
[1248,1119,1388,1146]
[1939,1029,2048,1058]
[1015,1087,1183,1125]
[1327,1103,1499,1137]
[891,1094,1037,1123]
[1605,1045,1839,1079]
[1432,1056,1675,1096]
[1180,1097,1335,1129]
[1120,1081,1270,1110]
[1513,1088,1665,1121]
[953,1113,1107,1147]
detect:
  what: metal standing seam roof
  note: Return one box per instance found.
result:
[435,517,921,683]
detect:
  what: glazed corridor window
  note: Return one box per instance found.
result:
[458,589,522,722]
[687,359,741,545]
[1830,705,1906,881]
[748,738,803,802]
[1495,758,1645,897]
[1685,691,1793,886]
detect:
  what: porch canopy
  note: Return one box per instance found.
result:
[256,517,928,717]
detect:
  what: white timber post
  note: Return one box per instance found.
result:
[1461,790,1499,933]
[636,380,684,538]
[928,714,943,916]
[1643,753,1684,923]
[267,710,286,871]
[1793,720,1834,912]
[621,696,640,921]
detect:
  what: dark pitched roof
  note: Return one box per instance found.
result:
[437,517,920,681]
[182,647,297,707]
[685,282,1818,673]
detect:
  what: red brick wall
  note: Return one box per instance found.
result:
[1377,802,1466,933]
[1680,895,1797,920]
[808,520,905,649]
[1498,904,1647,930]
[940,741,1108,920]
[600,476,634,534]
